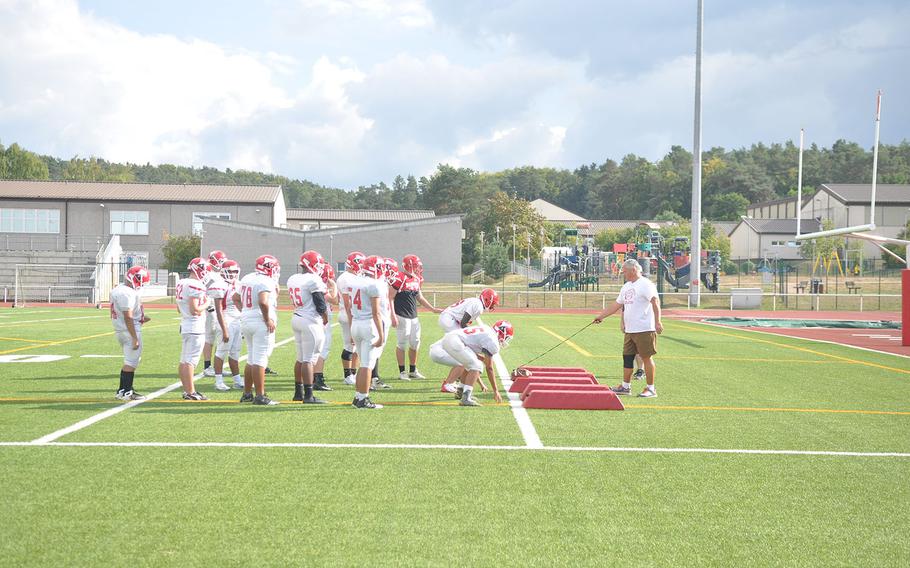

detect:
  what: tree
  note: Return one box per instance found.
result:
[707,192,749,220]
[161,234,202,274]
[64,157,135,182]
[478,192,548,262]
[882,220,910,268]
[0,143,49,180]
[482,242,509,280]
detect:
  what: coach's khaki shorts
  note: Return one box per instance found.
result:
[623,331,657,357]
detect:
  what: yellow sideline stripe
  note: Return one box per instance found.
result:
[0,336,55,344]
[0,322,175,356]
[591,355,853,364]
[1,397,906,416]
[538,326,592,357]
[678,322,910,376]
[632,404,910,416]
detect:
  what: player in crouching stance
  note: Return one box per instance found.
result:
[202,250,227,378]
[287,251,330,404]
[110,266,151,400]
[347,255,386,409]
[211,260,244,391]
[389,254,441,381]
[235,254,281,406]
[177,258,211,401]
[429,321,512,406]
[437,287,499,393]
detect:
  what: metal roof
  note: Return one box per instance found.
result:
[739,218,821,234]
[0,180,282,204]
[530,199,586,222]
[286,208,436,222]
[819,184,910,205]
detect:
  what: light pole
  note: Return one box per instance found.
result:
[495,226,500,242]
[689,0,704,308]
[479,231,485,279]
[512,224,517,268]
[526,232,531,306]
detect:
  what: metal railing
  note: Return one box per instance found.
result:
[1,234,107,253]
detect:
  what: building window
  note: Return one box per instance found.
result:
[0,209,60,233]
[192,212,231,235]
[111,210,149,235]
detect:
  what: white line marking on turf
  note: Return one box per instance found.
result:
[0,315,106,328]
[478,317,543,449]
[1,440,908,458]
[80,355,122,358]
[30,335,297,445]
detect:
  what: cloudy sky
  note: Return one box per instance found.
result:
[0,0,907,188]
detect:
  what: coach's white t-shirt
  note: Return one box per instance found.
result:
[616,277,658,333]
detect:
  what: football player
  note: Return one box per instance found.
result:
[388,254,441,381]
[336,251,364,385]
[110,266,151,401]
[202,250,227,377]
[346,255,386,409]
[177,258,211,401]
[211,260,244,391]
[287,250,330,404]
[313,264,338,392]
[235,254,281,406]
[437,288,499,393]
[368,258,398,391]
[428,321,512,406]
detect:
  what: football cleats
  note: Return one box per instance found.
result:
[479,288,499,310]
[299,250,326,276]
[345,251,366,275]
[402,254,423,278]
[255,254,281,280]
[125,266,150,289]
[208,250,227,270]
[187,257,211,280]
[221,260,240,283]
[491,320,514,348]
[361,255,382,279]
[322,265,336,284]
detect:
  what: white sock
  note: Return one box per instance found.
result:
[463,385,474,397]
[215,374,223,383]
[233,374,242,382]
[355,392,367,401]
[646,385,655,392]
[623,381,631,389]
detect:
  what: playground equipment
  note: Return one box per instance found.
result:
[529,243,603,291]
[633,226,721,295]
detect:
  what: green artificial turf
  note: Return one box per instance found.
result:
[1,306,909,566]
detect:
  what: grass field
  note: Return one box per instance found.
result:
[1,306,909,566]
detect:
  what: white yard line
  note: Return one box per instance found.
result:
[1,440,908,458]
[30,335,296,444]
[0,315,106,328]
[478,317,543,449]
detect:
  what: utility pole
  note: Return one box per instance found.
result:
[689,0,704,308]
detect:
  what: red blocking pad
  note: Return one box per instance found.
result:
[521,366,589,373]
[523,370,596,379]
[508,375,596,394]
[519,382,611,401]
[522,389,625,410]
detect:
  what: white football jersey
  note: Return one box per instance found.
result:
[441,297,484,326]
[239,272,278,325]
[286,272,327,323]
[452,325,500,357]
[349,275,383,321]
[377,279,391,323]
[176,278,207,334]
[209,278,241,318]
[202,271,222,308]
[335,271,358,323]
[110,283,143,333]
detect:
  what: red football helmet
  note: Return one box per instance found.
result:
[387,269,404,289]
[492,320,514,347]
[383,258,399,279]
[299,250,326,276]
[479,288,499,310]
[322,264,336,284]
[125,266,150,289]
[403,254,423,278]
[345,251,365,274]
[208,250,227,270]
[221,260,240,283]
[361,255,382,279]
[187,257,211,279]
[255,254,281,279]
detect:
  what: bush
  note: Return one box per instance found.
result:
[462,263,476,276]
[741,260,756,274]
[161,233,202,274]
[721,260,738,275]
